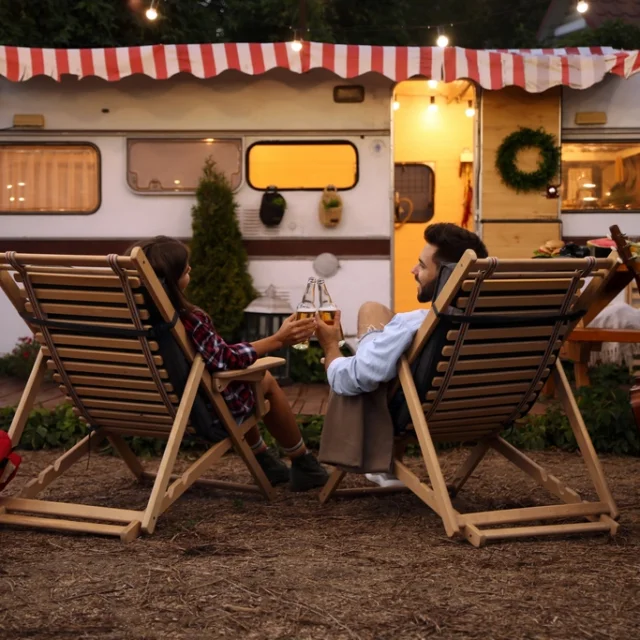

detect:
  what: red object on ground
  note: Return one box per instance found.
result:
[0,430,21,491]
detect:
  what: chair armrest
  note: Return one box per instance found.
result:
[210,357,286,391]
[211,357,285,380]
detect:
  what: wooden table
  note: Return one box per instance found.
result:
[559,263,640,388]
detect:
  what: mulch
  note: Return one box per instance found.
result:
[1,447,639,639]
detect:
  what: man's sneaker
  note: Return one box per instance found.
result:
[290,452,330,492]
[365,472,406,489]
[254,448,290,486]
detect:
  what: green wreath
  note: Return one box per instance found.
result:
[495,127,560,193]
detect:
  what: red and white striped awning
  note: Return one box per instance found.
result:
[1,42,639,92]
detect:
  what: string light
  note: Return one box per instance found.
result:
[577,1,589,13]
[290,28,303,52]
[465,100,476,117]
[393,100,400,111]
[428,96,438,113]
[436,28,449,48]
[427,80,438,89]
[145,0,159,21]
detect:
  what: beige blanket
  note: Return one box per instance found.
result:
[318,384,395,474]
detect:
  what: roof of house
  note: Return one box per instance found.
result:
[0,42,639,93]
[538,0,640,41]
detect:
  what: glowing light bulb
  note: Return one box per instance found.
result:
[145,6,158,20]
[291,39,303,52]
[393,100,400,111]
[436,34,449,48]
[577,1,588,14]
[428,96,438,113]
[465,100,476,117]
[427,79,438,89]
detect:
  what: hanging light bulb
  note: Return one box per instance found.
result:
[290,30,303,52]
[428,96,438,113]
[577,1,589,13]
[145,1,158,21]
[427,79,439,89]
[465,100,476,117]
[393,100,400,111]
[436,28,449,48]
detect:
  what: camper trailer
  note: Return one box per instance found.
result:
[1,43,639,354]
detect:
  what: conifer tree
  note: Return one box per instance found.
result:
[187,159,257,341]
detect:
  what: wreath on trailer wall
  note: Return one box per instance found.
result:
[495,126,561,193]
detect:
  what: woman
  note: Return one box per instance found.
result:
[129,236,329,492]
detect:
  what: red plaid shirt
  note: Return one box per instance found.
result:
[181,308,257,425]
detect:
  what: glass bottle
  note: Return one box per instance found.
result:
[317,278,345,347]
[292,277,317,350]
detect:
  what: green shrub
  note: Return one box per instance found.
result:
[187,158,257,343]
[289,343,353,384]
[0,336,46,381]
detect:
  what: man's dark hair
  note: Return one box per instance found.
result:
[424,223,488,264]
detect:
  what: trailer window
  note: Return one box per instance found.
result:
[247,141,358,190]
[561,142,640,212]
[0,143,100,214]
[127,138,242,193]
[394,163,435,223]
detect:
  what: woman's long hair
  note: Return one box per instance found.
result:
[127,236,195,314]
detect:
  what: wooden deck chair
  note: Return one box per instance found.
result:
[0,249,284,541]
[320,251,621,547]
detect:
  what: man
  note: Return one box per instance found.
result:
[316,222,488,396]
[315,223,488,487]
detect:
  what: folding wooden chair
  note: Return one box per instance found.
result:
[0,248,284,541]
[320,251,621,547]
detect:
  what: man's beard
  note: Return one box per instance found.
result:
[416,278,436,303]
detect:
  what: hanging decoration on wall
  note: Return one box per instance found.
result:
[495,127,560,193]
[318,185,343,228]
[259,186,287,227]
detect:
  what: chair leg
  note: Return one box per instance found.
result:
[8,349,47,446]
[19,430,105,499]
[319,468,346,504]
[141,358,203,534]
[107,433,145,480]
[448,439,491,497]
[553,360,618,518]
[398,358,460,538]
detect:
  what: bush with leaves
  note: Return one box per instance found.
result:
[0,336,47,381]
[187,159,257,342]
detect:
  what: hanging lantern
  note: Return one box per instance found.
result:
[243,285,294,384]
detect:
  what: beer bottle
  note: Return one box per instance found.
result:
[317,279,345,347]
[293,277,317,351]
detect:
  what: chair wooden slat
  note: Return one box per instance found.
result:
[47,360,168,379]
[432,368,546,387]
[41,346,162,366]
[37,333,159,352]
[426,382,543,400]
[447,327,566,341]
[436,355,552,373]
[441,340,560,357]
[53,373,174,393]
[16,272,141,288]
[461,278,583,292]
[456,294,575,309]
[24,288,144,305]
[25,301,150,320]
[71,397,171,414]
[425,394,533,412]
[72,386,179,404]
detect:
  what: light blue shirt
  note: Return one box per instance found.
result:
[327,309,428,396]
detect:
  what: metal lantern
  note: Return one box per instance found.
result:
[243,285,293,384]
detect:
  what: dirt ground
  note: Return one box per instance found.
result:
[1,448,639,640]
